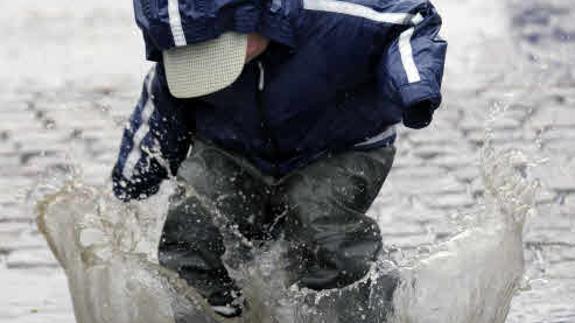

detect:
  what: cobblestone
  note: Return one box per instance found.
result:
[6,248,59,269]
[421,193,476,210]
[0,268,73,323]
[0,233,46,254]
[391,176,465,195]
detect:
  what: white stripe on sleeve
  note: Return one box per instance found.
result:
[398,27,421,83]
[303,0,415,25]
[168,0,187,46]
[302,0,423,83]
[122,67,158,180]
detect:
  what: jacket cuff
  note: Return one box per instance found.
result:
[111,166,161,202]
[399,81,442,129]
[399,81,442,108]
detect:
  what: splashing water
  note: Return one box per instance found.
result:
[34,130,538,323]
[390,142,538,323]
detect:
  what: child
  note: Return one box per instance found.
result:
[112,0,447,320]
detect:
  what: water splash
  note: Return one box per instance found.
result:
[35,131,538,323]
[390,141,538,323]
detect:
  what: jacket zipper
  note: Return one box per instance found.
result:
[256,61,281,176]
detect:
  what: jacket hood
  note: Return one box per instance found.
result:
[134,0,296,61]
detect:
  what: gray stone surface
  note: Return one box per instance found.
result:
[0,0,574,322]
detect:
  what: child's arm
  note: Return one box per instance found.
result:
[379,0,448,129]
[111,65,193,201]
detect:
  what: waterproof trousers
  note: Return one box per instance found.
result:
[158,140,395,316]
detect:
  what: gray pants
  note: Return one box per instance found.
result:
[158,140,395,315]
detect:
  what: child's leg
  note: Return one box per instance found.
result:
[158,140,269,318]
[280,146,396,319]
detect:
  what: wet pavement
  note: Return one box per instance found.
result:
[0,0,574,322]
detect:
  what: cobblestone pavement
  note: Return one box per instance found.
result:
[0,0,574,322]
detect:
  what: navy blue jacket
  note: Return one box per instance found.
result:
[112,0,447,201]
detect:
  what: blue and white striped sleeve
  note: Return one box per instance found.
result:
[380,1,447,129]
[112,65,193,201]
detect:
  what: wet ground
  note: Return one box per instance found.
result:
[0,0,574,322]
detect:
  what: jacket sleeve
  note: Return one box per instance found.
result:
[379,1,447,129]
[111,65,193,201]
